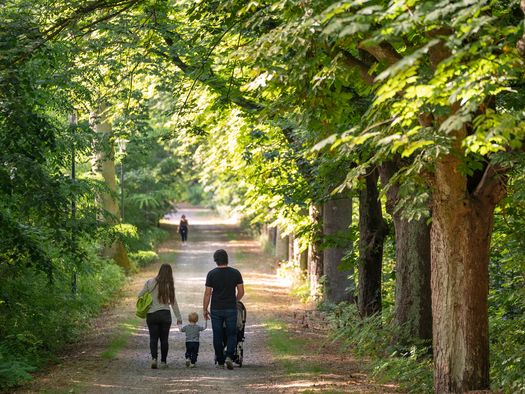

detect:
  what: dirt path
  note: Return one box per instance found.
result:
[17,208,400,394]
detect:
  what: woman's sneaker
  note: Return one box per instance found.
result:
[185,358,191,367]
[225,357,234,370]
[160,362,168,369]
[151,359,158,369]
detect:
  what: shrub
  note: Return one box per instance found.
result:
[0,256,125,389]
[129,250,159,267]
[326,302,433,393]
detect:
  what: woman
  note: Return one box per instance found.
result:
[138,263,182,369]
[179,214,189,244]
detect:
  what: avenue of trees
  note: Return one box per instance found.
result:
[1,1,524,392]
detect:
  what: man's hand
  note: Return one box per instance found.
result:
[203,286,212,320]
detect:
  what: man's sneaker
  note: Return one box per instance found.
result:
[225,357,234,370]
[216,364,225,369]
[185,358,190,367]
[160,362,168,369]
[190,363,196,368]
[151,358,158,369]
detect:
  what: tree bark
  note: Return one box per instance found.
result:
[358,168,388,317]
[379,161,432,342]
[275,227,289,261]
[431,151,502,392]
[308,204,324,300]
[268,226,277,249]
[90,105,131,271]
[323,197,354,304]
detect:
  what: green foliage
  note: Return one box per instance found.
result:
[129,250,159,267]
[488,169,525,392]
[326,303,433,393]
[0,257,125,388]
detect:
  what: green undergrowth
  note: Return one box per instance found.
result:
[326,303,433,394]
[326,300,524,393]
[0,257,126,389]
[102,317,140,359]
[265,320,328,376]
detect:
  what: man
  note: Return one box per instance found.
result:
[203,249,244,370]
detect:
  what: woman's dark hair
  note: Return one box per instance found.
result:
[156,264,175,304]
[213,249,228,266]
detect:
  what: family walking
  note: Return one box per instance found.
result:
[137,249,244,370]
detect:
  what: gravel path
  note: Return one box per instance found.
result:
[16,208,297,393]
[16,208,400,394]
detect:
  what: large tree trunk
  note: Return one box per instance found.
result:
[91,105,131,271]
[358,168,388,317]
[379,161,432,342]
[431,151,503,392]
[323,196,353,304]
[308,204,324,300]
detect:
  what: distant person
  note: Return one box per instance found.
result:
[178,312,207,368]
[203,249,244,369]
[138,264,182,369]
[179,214,189,244]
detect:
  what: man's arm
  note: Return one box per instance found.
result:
[236,283,244,301]
[203,286,212,320]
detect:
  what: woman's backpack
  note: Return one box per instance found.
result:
[136,282,156,318]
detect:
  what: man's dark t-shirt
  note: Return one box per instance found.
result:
[205,267,243,310]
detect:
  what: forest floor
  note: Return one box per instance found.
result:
[15,207,401,394]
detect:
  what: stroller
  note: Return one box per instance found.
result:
[216,301,247,367]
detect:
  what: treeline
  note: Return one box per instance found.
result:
[1,0,524,393]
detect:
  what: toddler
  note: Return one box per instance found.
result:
[179,312,207,367]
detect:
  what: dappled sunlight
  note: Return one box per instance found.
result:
[23,206,397,394]
[162,209,240,226]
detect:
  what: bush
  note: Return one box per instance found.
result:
[0,256,125,389]
[326,302,433,393]
[129,250,159,267]
[126,227,169,253]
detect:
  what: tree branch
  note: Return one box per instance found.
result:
[160,31,262,111]
[337,48,376,85]
[357,41,402,66]
[472,163,507,205]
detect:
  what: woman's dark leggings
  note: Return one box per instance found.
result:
[179,228,188,242]
[146,310,172,362]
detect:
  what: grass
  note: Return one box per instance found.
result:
[265,319,329,375]
[101,318,140,360]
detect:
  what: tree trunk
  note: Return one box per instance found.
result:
[431,152,501,392]
[295,237,308,272]
[268,226,277,249]
[379,161,432,342]
[275,227,289,261]
[289,234,295,265]
[358,168,388,317]
[323,196,354,304]
[308,204,324,300]
[91,105,131,271]
[393,217,432,340]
